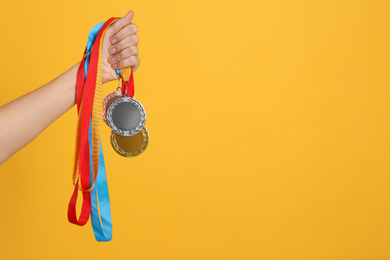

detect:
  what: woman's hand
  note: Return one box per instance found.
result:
[102,10,140,83]
[0,11,141,164]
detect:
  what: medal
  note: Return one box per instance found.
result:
[106,70,146,136]
[68,15,149,242]
[107,96,146,136]
[102,89,122,126]
[110,126,149,157]
[103,64,149,158]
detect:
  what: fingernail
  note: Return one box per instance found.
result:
[110,47,116,54]
[113,64,117,68]
[111,38,117,44]
[109,57,116,63]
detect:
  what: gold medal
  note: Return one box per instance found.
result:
[110,126,149,157]
[104,67,149,157]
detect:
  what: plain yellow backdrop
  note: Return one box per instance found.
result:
[1,0,390,259]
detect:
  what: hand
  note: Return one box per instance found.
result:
[101,10,140,84]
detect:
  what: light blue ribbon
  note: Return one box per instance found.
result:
[88,124,112,241]
[85,22,120,78]
[84,21,119,242]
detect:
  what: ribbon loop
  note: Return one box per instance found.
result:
[121,67,134,98]
[68,17,120,241]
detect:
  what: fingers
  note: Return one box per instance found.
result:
[110,55,140,71]
[108,33,139,70]
[110,23,138,44]
[112,10,134,33]
[109,34,139,54]
[108,45,138,64]
[107,10,140,72]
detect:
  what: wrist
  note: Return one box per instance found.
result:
[102,67,118,84]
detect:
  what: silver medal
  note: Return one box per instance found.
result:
[106,94,146,136]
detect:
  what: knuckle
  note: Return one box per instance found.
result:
[131,35,139,44]
[130,45,138,55]
[114,32,122,42]
[116,51,123,60]
[123,47,132,57]
[126,25,133,35]
[134,61,140,72]
[113,43,120,52]
[130,24,138,33]
[114,42,124,52]
[130,56,137,64]
[116,60,123,69]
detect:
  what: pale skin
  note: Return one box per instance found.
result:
[0,10,140,165]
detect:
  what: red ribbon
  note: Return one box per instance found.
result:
[68,17,119,226]
[121,67,134,98]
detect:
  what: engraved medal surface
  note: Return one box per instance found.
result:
[110,126,149,157]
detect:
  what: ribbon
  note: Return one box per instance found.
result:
[85,22,115,242]
[89,124,112,241]
[120,66,135,98]
[68,16,135,241]
[68,17,119,240]
[68,17,116,226]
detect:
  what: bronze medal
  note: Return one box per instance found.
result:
[102,90,122,125]
[104,67,149,156]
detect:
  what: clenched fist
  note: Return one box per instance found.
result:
[101,10,140,83]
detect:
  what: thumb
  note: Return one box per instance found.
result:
[112,10,134,32]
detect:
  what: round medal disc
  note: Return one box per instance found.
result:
[102,90,122,125]
[107,96,146,136]
[110,126,149,157]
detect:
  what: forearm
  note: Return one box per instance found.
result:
[0,62,80,164]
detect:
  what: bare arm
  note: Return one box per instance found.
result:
[0,63,80,164]
[0,10,140,165]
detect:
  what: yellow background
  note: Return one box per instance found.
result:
[1,0,390,259]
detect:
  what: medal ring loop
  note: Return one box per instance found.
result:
[117,76,122,92]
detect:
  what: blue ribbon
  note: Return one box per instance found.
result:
[83,21,119,242]
[85,22,120,78]
[88,124,112,241]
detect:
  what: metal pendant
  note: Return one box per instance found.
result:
[106,95,146,136]
[102,90,122,125]
[110,126,149,157]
